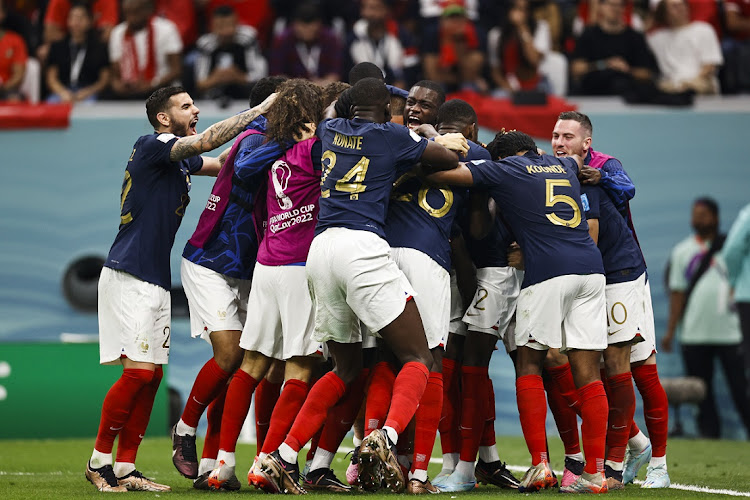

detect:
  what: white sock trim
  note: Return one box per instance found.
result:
[650,455,667,468]
[216,450,236,468]
[278,443,298,464]
[383,426,398,445]
[605,459,623,471]
[198,458,216,475]
[478,445,500,463]
[90,450,112,469]
[628,430,649,452]
[176,419,197,436]
[309,448,335,471]
[113,462,135,478]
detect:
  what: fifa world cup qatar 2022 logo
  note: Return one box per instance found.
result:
[271,160,293,210]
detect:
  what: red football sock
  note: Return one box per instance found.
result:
[254,378,282,454]
[605,373,635,464]
[543,370,581,456]
[116,367,162,463]
[202,383,226,460]
[633,363,669,458]
[318,369,369,453]
[384,362,429,436]
[546,363,582,414]
[364,362,396,436]
[411,372,443,472]
[94,369,154,454]
[458,366,489,462]
[578,381,608,474]
[260,379,310,455]
[218,369,259,453]
[439,357,461,455]
[284,372,347,452]
[516,374,548,465]
[480,377,497,447]
[182,358,230,428]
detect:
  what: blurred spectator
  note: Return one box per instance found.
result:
[194,6,267,102]
[346,0,418,89]
[202,0,274,45]
[2,0,38,52]
[109,0,182,99]
[570,0,657,96]
[43,0,118,44]
[573,0,645,36]
[155,0,197,48]
[721,203,750,375]
[723,0,750,92]
[646,0,723,37]
[532,0,564,52]
[647,0,723,95]
[46,2,109,103]
[0,0,27,101]
[421,0,487,92]
[487,0,568,96]
[269,1,342,85]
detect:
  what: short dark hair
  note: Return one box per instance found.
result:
[487,130,536,159]
[350,77,389,107]
[249,75,288,107]
[411,80,446,106]
[146,86,187,129]
[293,0,321,22]
[69,0,93,17]
[348,62,385,84]
[212,5,235,17]
[694,197,719,217]
[437,99,477,127]
[558,110,593,137]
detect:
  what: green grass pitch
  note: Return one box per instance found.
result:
[1,436,748,499]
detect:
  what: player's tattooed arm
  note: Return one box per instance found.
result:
[170,93,278,162]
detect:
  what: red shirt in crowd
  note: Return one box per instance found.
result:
[0,29,27,85]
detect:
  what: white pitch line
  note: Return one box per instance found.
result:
[332,445,750,497]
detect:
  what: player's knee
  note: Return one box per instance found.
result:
[214,348,243,373]
[333,358,363,386]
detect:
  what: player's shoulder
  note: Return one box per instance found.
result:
[139,132,177,148]
[466,140,491,161]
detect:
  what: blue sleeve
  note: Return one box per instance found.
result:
[386,84,409,99]
[467,159,503,188]
[581,185,600,220]
[386,123,429,173]
[186,155,204,174]
[599,159,635,209]
[465,141,492,161]
[143,134,177,168]
[234,139,286,181]
[721,205,750,286]
[559,156,580,175]
[234,133,268,167]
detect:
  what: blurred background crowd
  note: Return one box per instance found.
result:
[1,0,749,106]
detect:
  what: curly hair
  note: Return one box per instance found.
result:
[265,79,324,144]
[323,81,350,107]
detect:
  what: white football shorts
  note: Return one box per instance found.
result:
[181,258,250,344]
[98,267,171,365]
[463,266,523,339]
[306,228,416,344]
[516,273,607,352]
[240,263,323,360]
[605,272,647,346]
[391,247,449,349]
[631,277,657,363]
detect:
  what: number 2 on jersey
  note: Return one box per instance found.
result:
[545,179,581,228]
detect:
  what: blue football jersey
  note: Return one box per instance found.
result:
[183,135,287,279]
[316,118,429,238]
[385,140,488,270]
[464,214,515,269]
[106,133,203,289]
[581,184,646,284]
[467,151,604,288]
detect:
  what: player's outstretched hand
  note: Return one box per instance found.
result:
[507,242,524,271]
[435,133,469,156]
[254,92,278,115]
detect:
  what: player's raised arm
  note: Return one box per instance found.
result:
[170,93,278,162]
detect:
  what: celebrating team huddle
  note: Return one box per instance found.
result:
[86,63,670,495]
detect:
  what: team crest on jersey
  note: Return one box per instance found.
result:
[581,193,590,212]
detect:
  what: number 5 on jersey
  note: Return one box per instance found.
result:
[545,179,581,228]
